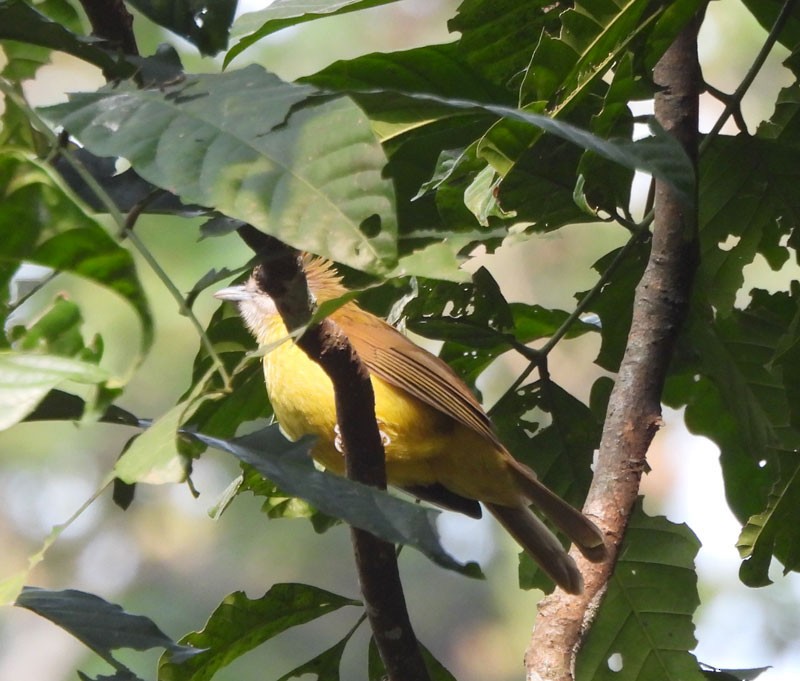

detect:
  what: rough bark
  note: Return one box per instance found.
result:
[525,14,701,681]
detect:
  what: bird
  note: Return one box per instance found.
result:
[215,255,606,593]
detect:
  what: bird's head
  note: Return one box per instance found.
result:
[215,255,347,339]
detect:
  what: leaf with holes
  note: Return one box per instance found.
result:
[698,137,798,315]
[575,502,703,681]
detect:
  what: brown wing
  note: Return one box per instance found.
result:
[334,304,505,451]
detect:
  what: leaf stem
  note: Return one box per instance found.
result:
[490,226,648,415]
[701,0,798,152]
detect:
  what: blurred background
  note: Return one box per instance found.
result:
[2,1,800,680]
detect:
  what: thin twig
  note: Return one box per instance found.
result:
[539,228,648,357]
[701,0,798,152]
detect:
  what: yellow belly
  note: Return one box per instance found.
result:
[262,327,519,505]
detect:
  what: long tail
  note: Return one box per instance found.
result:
[486,503,583,594]
[507,457,607,563]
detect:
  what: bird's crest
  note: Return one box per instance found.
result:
[302,254,347,302]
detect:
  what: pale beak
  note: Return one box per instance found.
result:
[214,285,251,302]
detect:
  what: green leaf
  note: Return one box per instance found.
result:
[698,137,798,315]
[737,452,800,586]
[397,93,694,205]
[16,587,198,667]
[0,0,134,77]
[159,584,359,681]
[191,425,480,575]
[405,266,514,339]
[237,465,339,533]
[113,400,200,485]
[0,155,153,353]
[495,133,593,230]
[758,84,800,144]
[583,240,650,371]
[125,0,236,55]
[667,290,800,527]
[448,0,556,91]
[404,269,595,387]
[551,0,660,116]
[275,628,356,681]
[227,0,402,66]
[10,295,101,362]
[492,380,601,591]
[0,351,109,431]
[41,66,398,274]
[305,42,509,142]
[576,501,703,681]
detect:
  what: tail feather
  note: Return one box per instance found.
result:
[507,458,607,563]
[487,503,583,594]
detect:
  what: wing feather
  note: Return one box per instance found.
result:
[336,305,503,450]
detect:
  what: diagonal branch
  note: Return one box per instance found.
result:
[78,0,138,57]
[525,12,701,681]
[237,226,430,681]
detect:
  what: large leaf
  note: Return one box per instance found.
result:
[41,65,398,274]
[448,0,557,91]
[459,0,701,228]
[575,502,704,681]
[306,45,505,255]
[227,0,402,66]
[16,587,198,667]
[191,425,480,575]
[306,43,509,142]
[159,584,359,681]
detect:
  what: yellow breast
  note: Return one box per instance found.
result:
[259,316,519,505]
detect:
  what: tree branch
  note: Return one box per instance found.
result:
[238,226,430,681]
[78,0,138,57]
[525,13,701,681]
